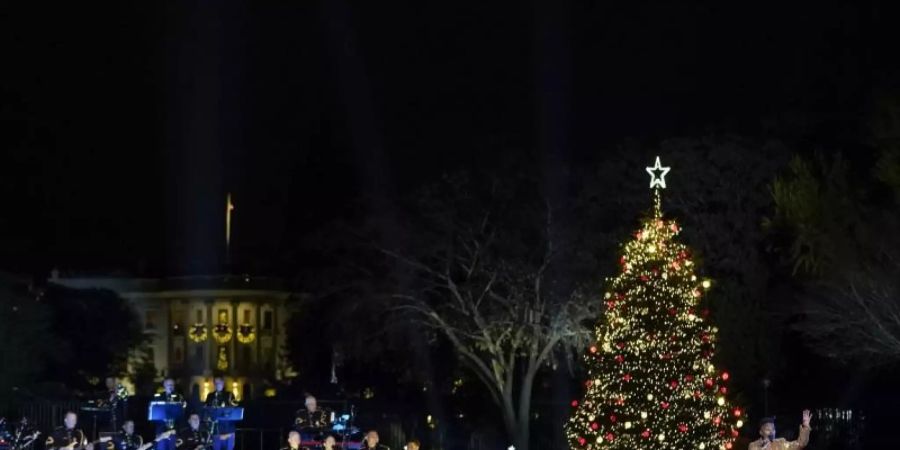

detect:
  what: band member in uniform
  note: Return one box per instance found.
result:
[321,435,337,450]
[45,411,87,450]
[361,431,388,450]
[748,410,812,450]
[204,377,237,450]
[293,395,329,439]
[280,431,302,450]
[112,421,142,450]
[152,379,185,450]
[103,377,129,431]
[176,415,208,450]
[7,417,40,450]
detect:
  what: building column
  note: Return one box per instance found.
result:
[205,299,214,375]
[230,300,238,375]
[255,302,261,369]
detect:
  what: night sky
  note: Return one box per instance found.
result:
[2,0,898,276]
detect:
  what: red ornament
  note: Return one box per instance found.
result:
[584,380,592,387]
[615,354,624,363]
[619,256,626,265]
[640,275,649,282]
[623,373,633,382]
[604,433,614,442]
[720,387,728,394]
[589,346,597,354]
[713,416,721,425]
[684,375,694,382]
[615,396,626,406]
[731,429,739,437]
[705,378,714,388]
[669,380,678,389]
[678,423,688,433]
[590,422,599,430]
[733,408,742,417]
[641,429,651,439]
[577,437,586,446]
[726,442,733,449]
[660,401,670,409]
[609,415,617,423]
[616,342,626,349]
[570,400,578,407]
[694,390,702,398]
[722,372,730,381]
[606,300,616,309]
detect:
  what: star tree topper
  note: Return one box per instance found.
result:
[645,156,671,189]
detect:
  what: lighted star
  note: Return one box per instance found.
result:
[646,156,671,189]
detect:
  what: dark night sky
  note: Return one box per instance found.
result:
[2,0,898,276]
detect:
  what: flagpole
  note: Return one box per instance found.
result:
[226,192,234,266]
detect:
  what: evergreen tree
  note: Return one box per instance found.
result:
[567,158,743,450]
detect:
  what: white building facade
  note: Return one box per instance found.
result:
[50,273,295,401]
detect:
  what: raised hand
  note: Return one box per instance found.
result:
[802,409,811,427]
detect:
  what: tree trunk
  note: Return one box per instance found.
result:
[513,368,537,450]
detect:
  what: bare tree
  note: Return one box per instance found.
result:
[800,268,900,363]
[379,179,597,450]
[768,151,900,364]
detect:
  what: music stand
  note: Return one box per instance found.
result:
[202,407,243,422]
[202,407,243,444]
[80,405,110,441]
[148,402,185,433]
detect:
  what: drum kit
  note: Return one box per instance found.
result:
[298,408,364,450]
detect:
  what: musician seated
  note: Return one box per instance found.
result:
[361,431,389,450]
[10,417,40,450]
[322,435,337,450]
[113,421,143,450]
[46,411,87,450]
[280,431,303,450]
[293,395,330,438]
[176,415,208,450]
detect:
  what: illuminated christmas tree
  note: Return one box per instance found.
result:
[566,157,743,450]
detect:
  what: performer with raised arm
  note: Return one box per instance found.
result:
[749,410,812,450]
[204,377,237,450]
